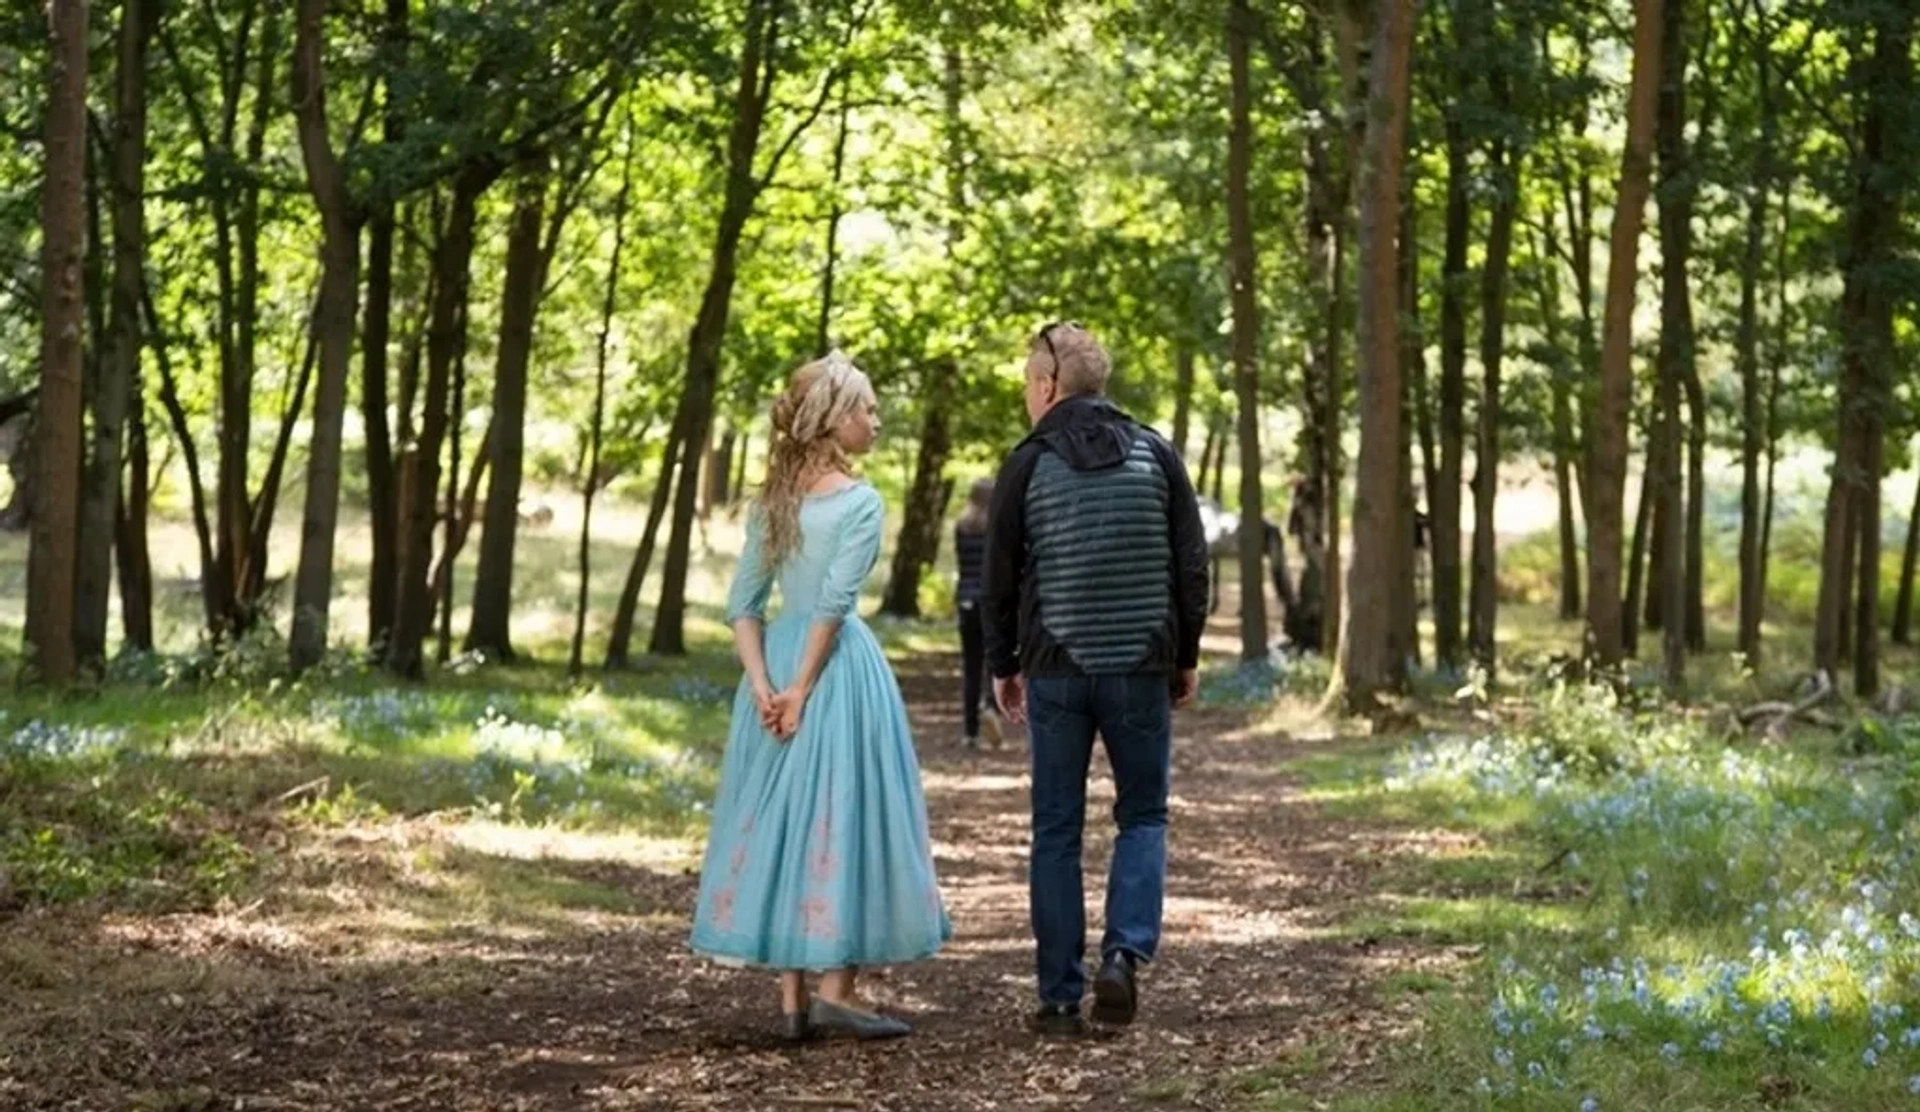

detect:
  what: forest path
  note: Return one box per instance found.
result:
[5,618,1458,1111]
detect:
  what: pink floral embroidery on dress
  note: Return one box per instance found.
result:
[808,812,840,883]
[729,843,749,877]
[799,895,837,939]
[710,887,737,931]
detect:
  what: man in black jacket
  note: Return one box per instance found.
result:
[982,322,1209,1035]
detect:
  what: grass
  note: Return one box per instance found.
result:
[0,660,743,915]
[1284,678,1920,1111]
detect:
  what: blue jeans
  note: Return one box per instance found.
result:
[1026,674,1171,1006]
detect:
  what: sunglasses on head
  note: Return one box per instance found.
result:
[1034,319,1081,379]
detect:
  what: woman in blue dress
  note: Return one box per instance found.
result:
[689,350,950,1042]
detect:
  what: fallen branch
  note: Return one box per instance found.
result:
[271,776,331,805]
[1734,670,1835,739]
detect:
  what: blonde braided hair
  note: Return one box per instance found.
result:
[758,350,874,570]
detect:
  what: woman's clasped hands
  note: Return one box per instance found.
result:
[752,681,809,742]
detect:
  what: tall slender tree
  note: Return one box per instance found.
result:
[290,0,364,673]
[77,0,154,668]
[25,0,91,685]
[1226,0,1268,660]
[1653,0,1698,691]
[1734,0,1778,661]
[363,0,409,652]
[575,116,639,679]
[467,158,552,662]
[1336,0,1419,708]
[1467,33,1518,672]
[881,31,968,619]
[649,0,855,655]
[1585,0,1663,669]
[1814,6,1914,695]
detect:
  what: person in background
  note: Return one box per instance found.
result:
[954,476,1003,750]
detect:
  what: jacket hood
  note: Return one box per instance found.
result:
[1022,395,1138,472]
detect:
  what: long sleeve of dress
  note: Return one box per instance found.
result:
[813,489,883,622]
[725,507,775,624]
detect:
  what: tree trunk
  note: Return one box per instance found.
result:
[882,396,955,618]
[1395,177,1422,671]
[1535,223,1583,623]
[1816,10,1911,692]
[77,0,153,668]
[1226,0,1269,661]
[25,0,90,684]
[1432,113,1468,671]
[363,0,408,652]
[1196,421,1217,496]
[289,0,362,673]
[0,396,35,531]
[1552,381,1582,621]
[115,385,154,652]
[1683,355,1706,651]
[388,170,487,678]
[574,114,638,678]
[1644,432,1668,633]
[246,295,319,607]
[1760,183,1790,628]
[222,5,281,634]
[1735,18,1772,660]
[1288,16,1340,663]
[1336,0,1417,708]
[815,94,852,356]
[1585,0,1664,669]
[1654,0,1692,689]
[1468,124,1515,672]
[649,0,781,658]
[1657,380,1685,688]
[1556,28,1600,525]
[706,430,736,510]
[1210,423,1227,505]
[1856,442,1885,696]
[428,423,491,605]
[467,160,549,662]
[606,403,687,668]
[882,34,969,621]
[732,428,750,501]
[1837,492,1858,669]
[143,277,219,629]
[1895,475,1920,645]
[1624,417,1656,657]
[436,291,471,665]
[1171,341,1195,461]
[1324,220,1347,659]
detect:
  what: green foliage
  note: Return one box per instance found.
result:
[1295,701,1920,1110]
[0,655,739,913]
[1,724,253,909]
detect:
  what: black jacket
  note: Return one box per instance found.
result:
[981,395,1209,679]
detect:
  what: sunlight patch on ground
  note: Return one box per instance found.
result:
[441,820,698,872]
[921,770,1028,793]
[1163,897,1301,944]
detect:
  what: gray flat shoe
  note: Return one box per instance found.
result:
[808,998,911,1040]
[780,1010,811,1043]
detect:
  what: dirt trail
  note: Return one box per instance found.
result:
[6,639,1451,1111]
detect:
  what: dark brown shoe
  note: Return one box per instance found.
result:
[1092,954,1137,1026]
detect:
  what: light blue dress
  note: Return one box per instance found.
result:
[689,482,952,971]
